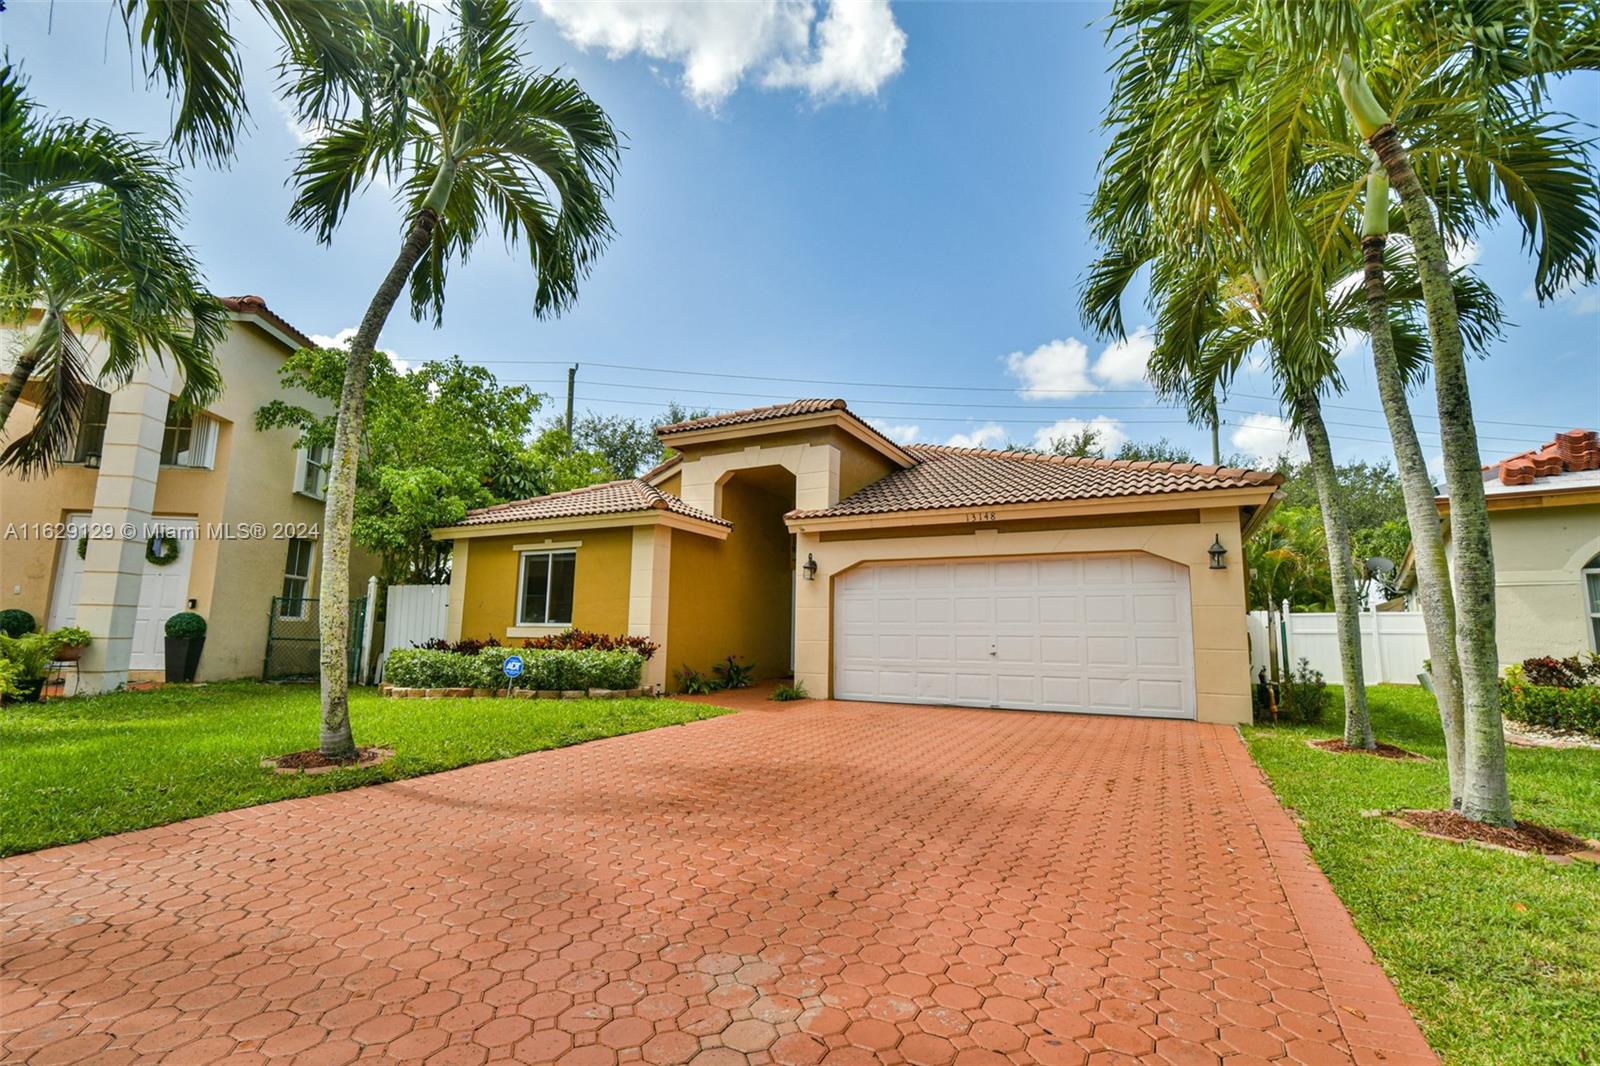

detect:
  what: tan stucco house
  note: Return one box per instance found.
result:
[1423,429,1600,665]
[435,399,1283,723]
[1,296,376,691]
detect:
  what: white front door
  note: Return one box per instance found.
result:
[832,553,1197,719]
[50,515,197,670]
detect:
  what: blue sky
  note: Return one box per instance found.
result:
[5,1,1598,474]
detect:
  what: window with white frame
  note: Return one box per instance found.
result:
[280,538,314,618]
[1585,553,1600,652]
[159,400,218,468]
[297,444,330,498]
[517,550,576,626]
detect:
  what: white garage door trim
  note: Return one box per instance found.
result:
[833,552,1197,719]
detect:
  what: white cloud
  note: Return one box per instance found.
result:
[536,0,905,109]
[1031,416,1128,455]
[869,419,921,445]
[1230,412,1307,464]
[1447,237,1481,271]
[1092,326,1156,387]
[310,327,411,374]
[1004,337,1096,399]
[944,422,1007,449]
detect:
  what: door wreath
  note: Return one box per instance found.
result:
[146,532,181,566]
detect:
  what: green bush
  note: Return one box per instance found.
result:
[47,626,92,648]
[164,612,207,638]
[1501,665,1600,736]
[0,609,36,638]
[385,648,474,689]
[770,681,808,702]
[0,657,20,700]
[386,646,643,692]
[712,655,756,690]
[676,665,716,694]
[1281,658,1327,724]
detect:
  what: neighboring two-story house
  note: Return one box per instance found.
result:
[0,295,376,691]
[434,399,1283,723]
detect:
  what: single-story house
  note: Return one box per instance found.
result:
[1407,428,1600,664]
[435,399,1283,723]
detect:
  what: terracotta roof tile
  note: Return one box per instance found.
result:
[789,444,1282,519]
[457,479,728,528]
[656,398,848,435]
[219,295,315,350]
[1483,428,1599,486]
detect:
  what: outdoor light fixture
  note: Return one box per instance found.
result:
[84,452,101,469]
[1208,534,1228,570]
[802,553,818,581]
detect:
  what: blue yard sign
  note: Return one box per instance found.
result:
[502,654,524,680]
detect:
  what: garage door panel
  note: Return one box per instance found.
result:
[833,554,1195,719]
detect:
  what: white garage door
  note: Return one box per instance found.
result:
[833,553,1196,718]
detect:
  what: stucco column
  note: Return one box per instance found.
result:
[628,524,672,692]
[75,361,174,693]
[792,531,830,698]
[446,539,470,641]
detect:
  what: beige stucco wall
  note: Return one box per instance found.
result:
[1483,503,1600,664]
[0,318,378,681]
[791,505,1254,724]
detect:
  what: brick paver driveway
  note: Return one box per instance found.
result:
[1,694,1435,1065]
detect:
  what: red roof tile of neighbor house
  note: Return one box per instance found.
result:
[456,478,729,528]
[220,295,315,350]
[1484,428,1600,486]
[788,444,1283,519]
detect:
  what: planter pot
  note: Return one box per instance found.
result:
[55,644,86,663]
[11,676,46,704]
[164,635,205,683]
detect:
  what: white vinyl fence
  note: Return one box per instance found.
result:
[1248,606,1429,686]
[378,584,450,680]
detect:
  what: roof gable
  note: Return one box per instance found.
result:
[455,478,728,529]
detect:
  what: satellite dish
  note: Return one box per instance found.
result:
[1365,556,1396,577]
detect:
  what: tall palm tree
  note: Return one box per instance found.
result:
[0,65,225,474]
[282,0,620,758]
[1095,0,1596,824]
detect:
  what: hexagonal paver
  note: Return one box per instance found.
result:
[1,689,1435,1065]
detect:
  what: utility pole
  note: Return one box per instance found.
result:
[565,364,577,443]
[1211,416,1221,465]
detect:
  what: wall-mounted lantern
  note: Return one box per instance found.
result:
[84,452,101,469]
[1208,534,1228,570]
[802,553,818,581]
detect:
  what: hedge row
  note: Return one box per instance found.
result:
[1500,665,1600,737]
[386,646,644,692]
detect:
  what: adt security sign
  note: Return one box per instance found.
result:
[502,654,524,681]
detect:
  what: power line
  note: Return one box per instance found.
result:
[462,357,1577,431]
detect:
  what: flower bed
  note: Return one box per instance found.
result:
[1501,660,1600,737]
[384,646,646,697]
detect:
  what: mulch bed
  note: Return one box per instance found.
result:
[1309,738,1426,760]
[262,747,394,776]
[1396,809,1594,858]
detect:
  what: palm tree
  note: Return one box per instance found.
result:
[1095,0,1597,822]
[281,0,620,758]
[0,65,225,475]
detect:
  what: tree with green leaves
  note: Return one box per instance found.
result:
[0,65,226,475]
[280,0,620,759]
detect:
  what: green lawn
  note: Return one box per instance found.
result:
[1244,685,1600,1065]
[0,682,733,857]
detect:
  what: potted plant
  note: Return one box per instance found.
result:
[48,626,92,662]
[163,612,207,683]
[0,609,35,638]
[0,632,58,703]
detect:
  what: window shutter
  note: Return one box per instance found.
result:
[294,447,308,494]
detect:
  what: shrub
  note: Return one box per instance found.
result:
[48,626,92,648]
[1279,658,1327,724]
[386,648,474,689]
[769,681,808,702]
[1502,664,1600,736]
[0,633,60,694]
[0,609,36,638]
[521,629,658,660]
[416,635,502,655]
[164,612,206,638]
[526,649,644,691]
[474,646,519,689]
[712,655,756,690]
[0,657,20,700]
[1520,653,1600,688]
[676,665,717,695]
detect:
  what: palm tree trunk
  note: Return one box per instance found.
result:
[1368,126,1513,824]
[1360,229,1466,807]
[1298,391,1374,748]
[317,206,440,758]
[0,332,47,431]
